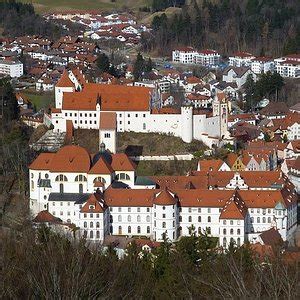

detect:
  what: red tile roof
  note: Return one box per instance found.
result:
[89,156,113,174]
[56,69,74,88]
[153,189,176,205]
[81,193,105,213]
[111,153,136,171]
[33,210,61,223]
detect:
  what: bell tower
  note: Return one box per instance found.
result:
[213,93,228,138]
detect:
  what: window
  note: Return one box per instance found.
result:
[257,209,260,213]
[110,215,113,223]
[118,207,122,212]
[207,208,211,213]
[55,174,68,182]
[188,216,192,222]
[137,215,141,222]
[90,213,93,218]
[230,220,233,225]
[262,217,266,223]
[223,238,227,247]
[208,216,211,223]
[84,213,87,218]
[143,123,146,130]
[116,173,130,180]
[179,216,182,222]
[230,229,234,235]
[110,226,113,234]
[75,175,87,182]
[84,222,87,228]
[104,133,111,138]
[162,214,166,218]
[137,226,141,234]
[237,229,241,235]
[147,208,150,212]
[257,217,260,223]
[128,215,131,222]
[96,222,100,228]
[93,177,106,184]
[31,180,34,190]
[118,215,122,222]
[223,220,226,225]
[207,227,211,234]
[223,228,226,235]
[162,222,166,228]
[198,227,201,235]
[237,238,241,247]
[198,208,201,213]
[118,226,122,235]
[198,216,201,222]
[146,215,150,222]
[128,226,131,233]
[268,217,271,223]
[188,208,192,213]
[79,183,83,194]
[128,207,131,212]
[90,222,93,228]
[59,183,64,194]
[96,231,100,239]
[250,217,254,223]
[147,226,150,233]
[137,208,141,212]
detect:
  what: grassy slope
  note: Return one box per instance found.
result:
[22,91,54,110]
[20,0,151,13]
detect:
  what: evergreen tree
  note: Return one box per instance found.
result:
[96,53,110,74]
[133,52,145,81]
[145,57,153,72]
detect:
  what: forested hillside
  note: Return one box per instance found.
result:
[144,0,300,56]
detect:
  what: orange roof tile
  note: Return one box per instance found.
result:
[89,156,113,174]
[56,69,74,88]
[49,145,91,173]
[219,191,247,219]
[198,159,225,172]
[62,83,151,111]
[153,189,176,205]
[81,193,105,213]
[111,153,136,171]
[33,210,61,223]
[100,112,116,130]
[29,153,55,170]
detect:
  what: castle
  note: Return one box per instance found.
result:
[51,69,231,147]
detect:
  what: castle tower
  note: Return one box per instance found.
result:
[181,106,193,143]
[212,93,228,138]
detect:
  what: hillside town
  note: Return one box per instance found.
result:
[1,1,300,297]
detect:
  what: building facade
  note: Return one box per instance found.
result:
[0,60,23,77]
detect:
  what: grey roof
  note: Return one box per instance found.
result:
[135,176,156,186]
[223,66,251,78]
[48,193,90,204]
[290,103,300,112]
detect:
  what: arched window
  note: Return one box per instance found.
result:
[116,173,130,180]
[96,231,100,239]
[55,174,68,182]
[96,222,100,228]
[237,229,241,235]
[31,180,34,190]
[207,227,211,234]
[230,229,234,235]
[93,176,106,184]
[262,217,266,223]
[257,217,260,223]
[230,238,234,244]
[198,216,201,222]
[237,238,241,247]
[84,221,87,228]
[79,183,83,194]
[127,215,131,222]
[128,226,131,233]
[83,230,87,238]
[118,226,122,235]
[179,216,182,222]
[59,183,64,194]
[223,238,227,247]
[146,215,150,222]
[188,216,192,222]
[75,175,87,182]
[250,217,254,223]
[208,216,211,223]
[137,215,141,222]
[90,231,93,239]
[137,226,141,234]
[268,217,271,223]
[118,215,122,222]
[110,225,113,234]
[223,228,226,235]
[162,222,166,228]
[90,222,93,228]
[147,226,150,233]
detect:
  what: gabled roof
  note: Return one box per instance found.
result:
[33,210,62,223]
[259,227,283,247]
[260,102,289,116]
[56,69,74,88]
[89,156,113,174]
[81,193,105,213]
[111,153,136,171]
[29,153,55,170]
[153,189,176,205]
[198,159,226,172]
[219,191,247,219]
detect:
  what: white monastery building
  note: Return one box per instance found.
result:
[29,144,298,248]
[51,69,231,147]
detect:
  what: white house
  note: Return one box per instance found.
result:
[275,54,300,78]
[250,57,275,74]
[0,59,23,78]
[172,47,198,64]
[223,67,255,88]
[229,52,256,67]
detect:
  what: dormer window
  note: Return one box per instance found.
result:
[89,205,95,209]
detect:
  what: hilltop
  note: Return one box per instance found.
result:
[20,0,151,13]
